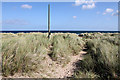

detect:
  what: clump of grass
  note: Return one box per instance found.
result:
[2,32,119,78]
[75,33,119,78]
[74,71,99,78]
[49,33,85,65]
[2,33,85,76]
[2,33,50,76]
[80,33,119,40]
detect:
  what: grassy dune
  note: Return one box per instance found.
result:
[74,33,120,78]
[1,32,120,78]
[1,33,84,77]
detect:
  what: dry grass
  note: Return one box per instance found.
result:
[50,34,84,65]
[74,33,120,78]
[2,33,50,76]
[1,32,119,78]
[1,33,85,77]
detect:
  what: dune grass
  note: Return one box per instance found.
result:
[74,71,99,78]
[50,34,85,65]
[74,33,120,78]
[2,33,50,76]
[1,32,119,78]
[1,33,85,77]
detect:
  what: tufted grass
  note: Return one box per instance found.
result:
[74,33,120,78]
[1,32,119,78]
[1,33,85,77]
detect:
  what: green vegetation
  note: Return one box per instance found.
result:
[2,33,50,76]
[74,33,120,78]
[1,33,85,77]
[74,71,99,78]
[1,32,119,78]
[50,34,84,65]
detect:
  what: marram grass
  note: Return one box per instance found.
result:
[1,33,85,77]
[74,33,120,78]
[1,32,120,78]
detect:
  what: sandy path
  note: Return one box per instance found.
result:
[31,50,87,78]
[53,51,87,78]
[5,50,87,78]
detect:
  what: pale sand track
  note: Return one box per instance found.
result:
[6,50,87,78]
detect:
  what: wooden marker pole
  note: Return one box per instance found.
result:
[48,4,50,38]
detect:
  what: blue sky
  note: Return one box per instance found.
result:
[2,2,118,31]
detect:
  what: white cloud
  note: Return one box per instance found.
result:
[117,10,118,13]
[82,3,95,9]
[73,0,82,6]
[73,0,96,9]
[105,8,114,13]
[73,0,94,6]
[112,10,119,16]
[103,8,114,15]
[112,13,118,16]
[73,16,77,19]
[21,4,32,9]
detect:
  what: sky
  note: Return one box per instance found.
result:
[2,2,118,31]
